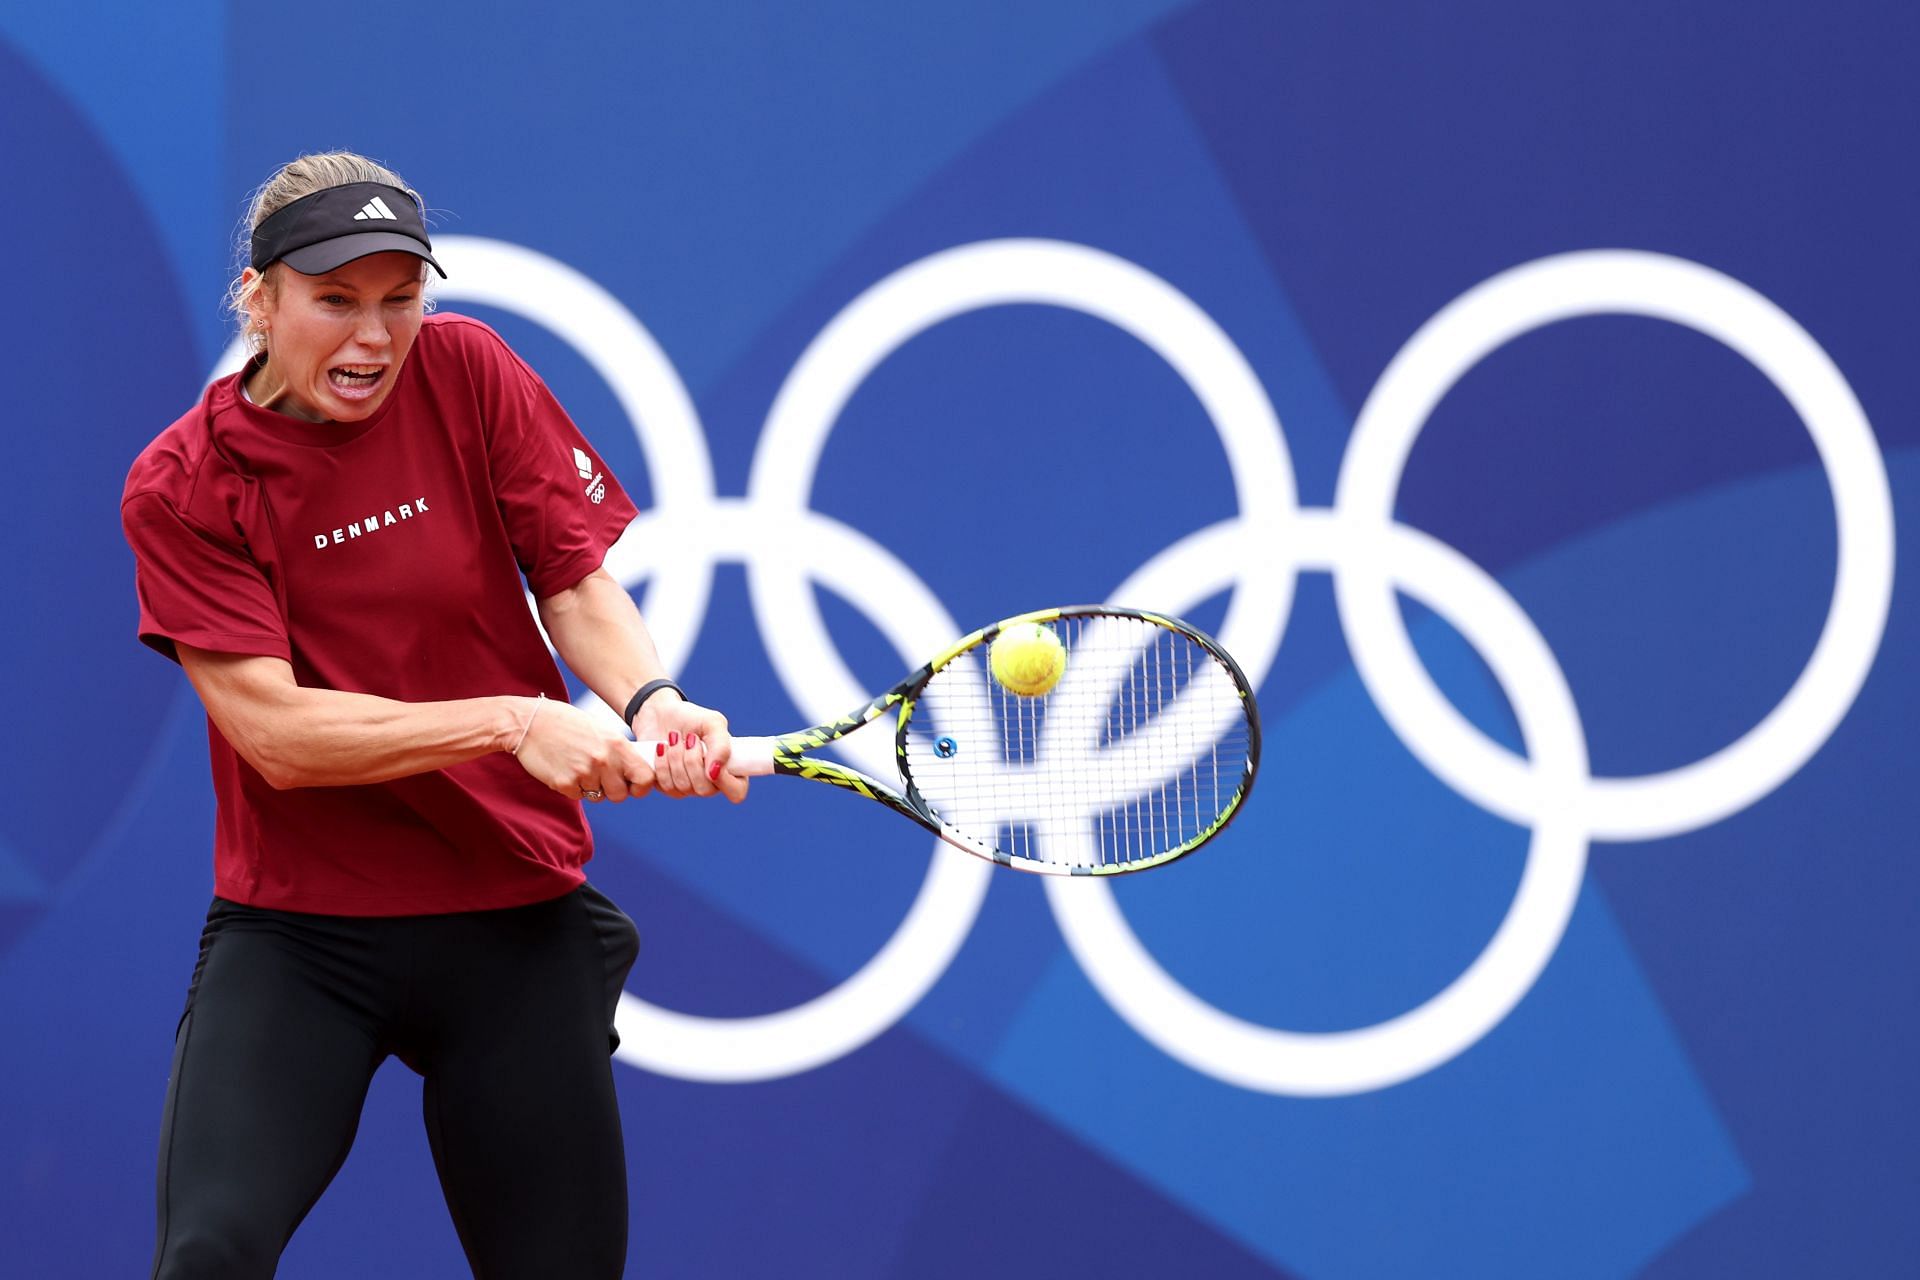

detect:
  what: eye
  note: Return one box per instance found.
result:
[320,294,350,306]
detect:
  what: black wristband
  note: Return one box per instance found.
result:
[623,678,684,730]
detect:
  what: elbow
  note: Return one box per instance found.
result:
[236,734,309,790]
[258,761,307,791]
[178,653,324,790]
[253,754,307,791]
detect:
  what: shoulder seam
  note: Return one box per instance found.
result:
[122,476,228,547]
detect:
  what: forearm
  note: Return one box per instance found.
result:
[537,569,746,801]
[243,687,531,789]
[177,644,533,789]
[538,568,675,726]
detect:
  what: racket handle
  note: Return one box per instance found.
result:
[634,735,777,777]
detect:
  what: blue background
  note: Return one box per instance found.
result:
[3,2,1915,1275]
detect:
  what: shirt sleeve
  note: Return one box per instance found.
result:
[122,490,290,664]
[473,326,640,599]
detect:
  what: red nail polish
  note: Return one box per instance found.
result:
[708,762,721,781]
[668,731,678,746]
[655,742,665,757]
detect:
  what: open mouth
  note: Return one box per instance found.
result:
[328,365,386,397]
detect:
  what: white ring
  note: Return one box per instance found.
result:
[748,238,1300,694]
[1334,250,1895,840]
[612,503,994,1083]
[690,239,1306,1082]
[1049,510,1591,1095]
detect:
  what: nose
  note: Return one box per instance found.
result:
[354,302,390,347]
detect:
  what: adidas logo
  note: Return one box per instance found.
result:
[353,196,400,221]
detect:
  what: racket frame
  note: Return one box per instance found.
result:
[665,606,1262,876]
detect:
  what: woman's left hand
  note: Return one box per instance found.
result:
[634,693,749,803]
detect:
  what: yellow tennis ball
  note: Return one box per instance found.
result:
[990,622,1066,697]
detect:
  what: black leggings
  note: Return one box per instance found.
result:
[150,884,641,1279]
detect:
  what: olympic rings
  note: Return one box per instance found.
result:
[206,237,1893,1096]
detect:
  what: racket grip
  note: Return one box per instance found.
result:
[634,735,778,777]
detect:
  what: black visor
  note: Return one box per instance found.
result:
[249,181,446,278]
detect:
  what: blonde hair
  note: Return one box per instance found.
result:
[226,152,433,354]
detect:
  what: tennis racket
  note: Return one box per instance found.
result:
[639,606,1261,875]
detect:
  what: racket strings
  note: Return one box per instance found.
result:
[902,614,1254,870]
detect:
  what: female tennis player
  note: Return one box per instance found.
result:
[121,151,742,1278]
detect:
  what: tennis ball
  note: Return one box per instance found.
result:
[989,622,1066,697]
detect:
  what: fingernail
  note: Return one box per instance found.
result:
[668,731,679,746]
[708,762,721,780]
[655,742,665,757]
[686,734,699,750]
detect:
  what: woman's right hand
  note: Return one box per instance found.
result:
[509,696,656,803]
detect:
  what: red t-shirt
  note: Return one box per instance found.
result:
[121,314,639,915]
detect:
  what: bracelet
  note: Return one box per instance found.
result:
[510,693,546,755]
[623,678,684,730]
